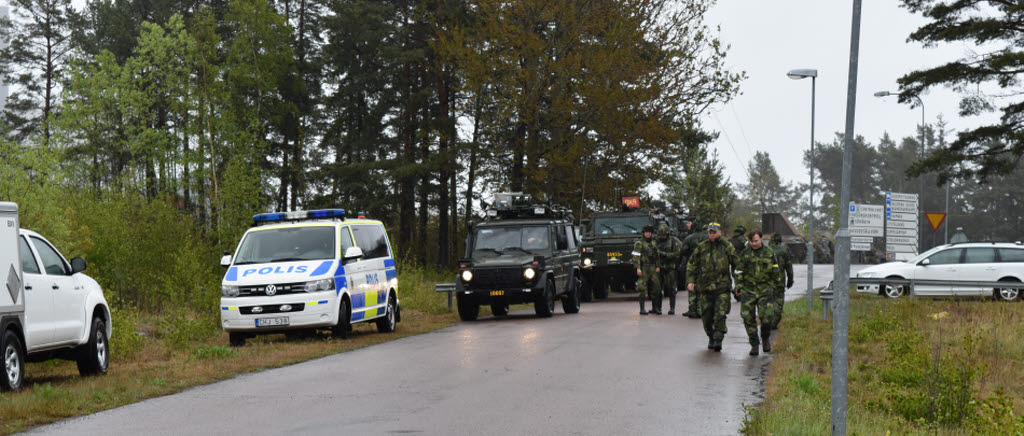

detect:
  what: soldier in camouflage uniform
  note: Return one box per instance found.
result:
[656,224,683,315]
[687,222,738,352]
[729,225,748,254]
[768,233,795,329]
[735,229,781,355]
[679,224,709,318]
[633,225,661,315]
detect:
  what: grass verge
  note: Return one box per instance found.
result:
[0,263,458,434]
[743,291,1024,435]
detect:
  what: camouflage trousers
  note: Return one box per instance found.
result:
[659,268,677,298]
[699,289,732,341]
[772,286,786,325]
[636,267,662,301]
[688,286,703,314]
[740,287,778,345]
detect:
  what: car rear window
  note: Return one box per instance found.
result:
[964,248,996,264]
[998,248,1024,263]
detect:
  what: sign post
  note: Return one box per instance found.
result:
[884,192,919,260]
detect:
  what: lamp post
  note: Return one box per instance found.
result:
[874,90,928,250]
[788,68,817,311]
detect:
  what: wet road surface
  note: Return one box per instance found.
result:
[29,265,866,436]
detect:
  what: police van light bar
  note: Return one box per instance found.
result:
[253,209,347,224]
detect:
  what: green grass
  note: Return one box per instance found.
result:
[743,291,1024,435]
[0,262,459,434]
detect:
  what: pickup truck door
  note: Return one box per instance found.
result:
[29,236,85,344]
[20,236,54,348]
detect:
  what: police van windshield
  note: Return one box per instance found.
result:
[234,226,336,265]
[474,226,549,254]
[592,216,649,235]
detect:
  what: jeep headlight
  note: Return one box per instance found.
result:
[304,278,335,293]
[221,285,239,298]
[461,270,473,282]
[582,258,592,266]
[523,267,536,280]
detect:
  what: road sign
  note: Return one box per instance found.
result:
[886,236,916,245]
[850,215,884,228]
[926,212,946,231]
[851,243,872,251]
[851,236,874,244]
[886,192,918,201]
[886,243,917,253]
[885,228,916,237]
[850,227,884,237]
[886,199,918,209]
[886,211,916,221]
[886,220,918,230]
[886,205,917,214]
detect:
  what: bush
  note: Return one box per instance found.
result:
[108,303,146,361]
[157,308,219,350]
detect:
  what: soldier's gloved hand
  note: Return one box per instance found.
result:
[787,279,794,289]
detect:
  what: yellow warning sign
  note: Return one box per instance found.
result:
[926,212,946,232]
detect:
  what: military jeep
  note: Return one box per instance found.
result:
[455,194,583,320]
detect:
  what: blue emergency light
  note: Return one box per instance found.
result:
[253,209,347,224]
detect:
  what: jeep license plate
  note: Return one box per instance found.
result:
[490,290,504,296]
[255,317,289,327]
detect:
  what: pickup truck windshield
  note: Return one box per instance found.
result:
[234,226,336,264]
[474,226,549,253]
[592,216,649,235]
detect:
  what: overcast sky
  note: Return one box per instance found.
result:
[701,1,997,189]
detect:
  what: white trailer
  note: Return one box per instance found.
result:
[0,201,26,390]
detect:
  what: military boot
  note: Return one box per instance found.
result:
[639,298,648,315]
[651,298,662,315]
[712,338,722,352]
[749,344,759,356]
[707,337,715,350]
[668,295,676,315]
[761,326,772,353]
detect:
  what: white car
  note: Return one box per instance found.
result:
[855,242,1024,301]
[219,209,401,346]
[2,201,112,391]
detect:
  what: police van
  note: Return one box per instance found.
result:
[220,209,401,346]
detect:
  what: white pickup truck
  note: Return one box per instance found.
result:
[1,202,112,391]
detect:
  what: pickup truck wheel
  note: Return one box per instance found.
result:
[229,332,247,347]
[332,299,352,339]
[1,330,24,391]
[376,294,397,332]
[77,317,109,376]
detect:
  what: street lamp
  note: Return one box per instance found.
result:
[874,91,935,247]
[788,68,817,312]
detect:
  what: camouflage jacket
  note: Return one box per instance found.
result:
[681,231,709,259]
[729,235,747,253]
[686,238,738,292]
[656,236,683,269]
[736,245,781,294]
[769,241,795,287]
[632,237,660,270]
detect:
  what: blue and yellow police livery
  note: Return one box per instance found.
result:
[219,209,400,346]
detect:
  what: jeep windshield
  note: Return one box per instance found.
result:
[592,216,649,235]
[473,226,549,254]
[233,226,336,265]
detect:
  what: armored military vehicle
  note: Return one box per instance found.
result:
[578,205,659,300]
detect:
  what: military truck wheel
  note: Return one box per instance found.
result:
[535,279,555,318]
[457,293,479,321]
[580,276,594,302]
[562,275,581,314]
[594,280,609,299]
[1,330,24,392]
[491,301,509,317]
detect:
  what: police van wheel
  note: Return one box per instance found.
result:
[535,280,555,318]
[333,299,352,339]
[562,276,581,314]
[76,317,109,376]
[457,294,479,321]
[377,294,398,332]
[490,301,509,317]
[1,330,24,392]
[229,332,247,347]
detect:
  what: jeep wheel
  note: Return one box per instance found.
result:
[377,293,398,332]
[535,279,555,318]
[580,275,593,302]
[457,294,479,321]
[77,317,109,376]
[562,275,581,314]
[332,298,352,338]
[491,301,509,317]
[228,332,247,347]
[1,330,24,391]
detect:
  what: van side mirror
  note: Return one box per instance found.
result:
[344,246,364,261]
[71,257,87,274]
[220,254,232,267]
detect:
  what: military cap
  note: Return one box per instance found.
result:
[658,224,670,236]
[706,222,722,231]
[734,225,747,235]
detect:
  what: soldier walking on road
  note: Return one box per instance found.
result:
[768,233,794,329]
[679,222,708,318]
[736,229,781,356]
[687,222,738,352]
[656,224,683,315]
[633,225,661,315]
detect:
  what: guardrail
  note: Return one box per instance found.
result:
[435,283,456,308]
[817,277,1024,320]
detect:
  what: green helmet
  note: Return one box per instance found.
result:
[734,225,747,236]
[658,224,670,236]
[770,233,783,244]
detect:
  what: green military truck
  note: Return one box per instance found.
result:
[578,208,658,301]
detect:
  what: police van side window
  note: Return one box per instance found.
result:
[352,224,390,259]
[19,237,40,274]
[340,226,355,255]
[30,236,70,276]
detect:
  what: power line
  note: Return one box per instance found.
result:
[713,111,750,184]
[730,103,757,160]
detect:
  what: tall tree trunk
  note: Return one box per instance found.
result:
[398,60,416,258]
[280,147,290,210]
[418,99,430,264]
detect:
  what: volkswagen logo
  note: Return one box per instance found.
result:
[265,284,277,296]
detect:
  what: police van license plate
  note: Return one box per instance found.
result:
[255,317,289,327]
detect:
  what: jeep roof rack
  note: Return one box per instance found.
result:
[483,193,575,222]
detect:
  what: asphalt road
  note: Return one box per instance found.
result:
[29,264,866,436]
